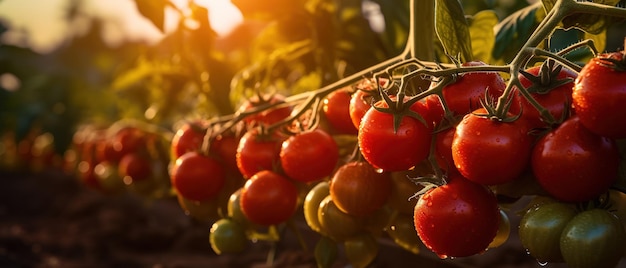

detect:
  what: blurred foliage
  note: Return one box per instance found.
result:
[0,0,624,154]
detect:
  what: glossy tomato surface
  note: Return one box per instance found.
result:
[413,176,499,258]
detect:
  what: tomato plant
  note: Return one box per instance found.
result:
[280,129,339,183]
[531,115,620,202]
[413,176,500,258]
[239,170,298,226]
[572,51,626,138]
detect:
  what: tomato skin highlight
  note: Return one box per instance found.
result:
[413,176,499,258]
[452,109,532,185]
[280,129,339,183]
[531,115,620,202]
[358,100,432,172]
[240,170,298,226]
[573,52,626,139]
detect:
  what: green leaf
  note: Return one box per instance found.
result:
[541,0,623,34]
[468,10,498,63]
[435,0,472,62]
[493,2,544,63]
[134,0,168,32]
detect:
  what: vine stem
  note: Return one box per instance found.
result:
[494,0,626,116]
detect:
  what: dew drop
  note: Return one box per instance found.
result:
[427,201,433,207]
[475,131,481,136]
[437,254,448,259]
[537,260,548,267]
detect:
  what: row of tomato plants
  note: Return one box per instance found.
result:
[20,48,621,267]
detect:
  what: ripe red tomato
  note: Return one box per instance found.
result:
[434,127,459,176]
[323,87,358,135]
[111,127,145,158]
[118,153,152,182]
[358,99,432,172]
[572,51,626,138]
[211,134,241,173]
[452,109,533,185]
[413,176,499,258]
[280,129,339,183]
[170,122,205,159]
[239,170,298,226]
[329,161,392,217]
[170,151,226,202]
[531,115,620,202]
[235,129,284,179]
[349,89,375,130]
[425,61,506,120]
[238,93,293,126]
[509,63,577,129]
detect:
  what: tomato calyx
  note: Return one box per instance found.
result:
[371,86,429,133]
[476,91,520,123]
[520,60,575,95]
[407,175,447,201]
[596,50,626,72]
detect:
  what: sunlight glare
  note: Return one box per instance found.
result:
[196,0,243,36]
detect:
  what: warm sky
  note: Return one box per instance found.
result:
[0,0,243,53]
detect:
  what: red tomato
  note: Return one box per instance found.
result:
[349,89,375,130]
[509,63,577,129]
[531,115,620,202]
[323,87,358,135]
[111,127,145,158]
[118,153,152,182]
[452,109,532,185]
[572,51,626,138]
[240,170,299,226]
[235,129,284,178]
[425,61,506,120]
[358,99,432,172]
[170,151,226,202]
[170,122,205,159]
[434,127,460,176]
[280,129,338,183]
[329,161,392,217]
[211,134,241,173]
[413,176,499,258]
[238,93,293,126]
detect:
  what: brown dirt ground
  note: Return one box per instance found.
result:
[0,170,588,268]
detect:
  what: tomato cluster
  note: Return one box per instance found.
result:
[167,51,626,267]
[64,122,172,197]
[56,49,626,267]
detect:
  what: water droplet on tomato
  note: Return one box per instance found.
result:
[475,131,481,136]
[427,201,433,207]
[437,254,448,259]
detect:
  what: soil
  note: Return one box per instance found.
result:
[0,169,576,268]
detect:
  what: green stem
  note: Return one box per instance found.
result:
[408,0,435,61]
